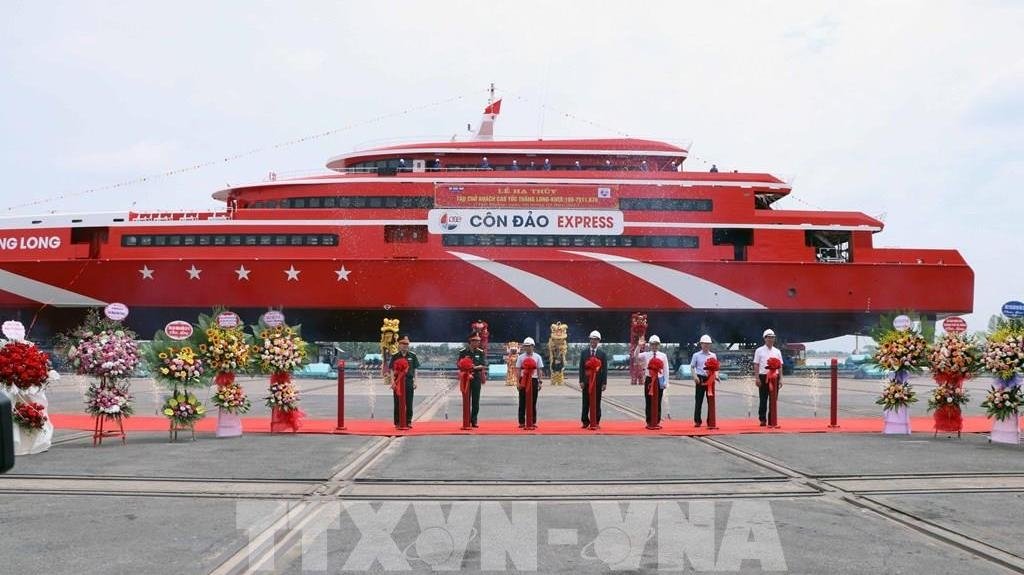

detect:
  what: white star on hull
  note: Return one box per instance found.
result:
[284,265,301,281]
[335,266,351,281]
[139,265,154,279]
[235,265,251,280]
[186,265,202,280]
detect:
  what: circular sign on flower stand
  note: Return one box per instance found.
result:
[104,303,129,321]
[262,310,285,327]
[1002,301,1024,319]
[164,320,194,341]
[942,316,967,334]
[892,315,913,332]
[216,311,241,328]
[2,320,26,340]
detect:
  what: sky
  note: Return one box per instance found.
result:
[1,1,1021,350]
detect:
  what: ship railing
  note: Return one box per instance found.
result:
[129,210,232,222]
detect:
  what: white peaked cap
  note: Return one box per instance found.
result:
[699,335,713,344]
[763,329,776,338]
[589,330,601,339]
[523,337,535,345]
[648,335,661,344]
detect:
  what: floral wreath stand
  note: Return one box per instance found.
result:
[93,413,127,446]
[169,420,197,442]
[989,376,1021,446]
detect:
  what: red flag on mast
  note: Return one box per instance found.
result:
[483,99,502,115]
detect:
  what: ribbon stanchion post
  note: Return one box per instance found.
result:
[646,357,664,430]
[705,357,720,430]
[392,357,410,430]
[829,358,839,428]
[585,356,602,430]
[458,357,474,430]
[335,360,346,431]
[766,357,782,428]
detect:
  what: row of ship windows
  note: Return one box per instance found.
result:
[243,196,713,212]
[121,234,339,247]
[441,234,700,248]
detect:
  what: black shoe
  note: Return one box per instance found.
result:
[759,421,767,427]
[471,423,479,428]
[518,424,525,429]
[694,421,702,427]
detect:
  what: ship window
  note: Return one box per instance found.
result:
[183,235,196,246]
[154,236,167,246]
[213,235,227,246]
[259,235,272,245]
[273,235,288,246]
[805,230,852,263]
[586,236,602,247]
[323,197,336,208]
[229,235,242,246]
[493,236,507,246]
[714,228,753,261]
[620,198,713,211]
[139,236,153,246]
[477,235,493,246]
[352,197,366,208]
[542,236,556,247]
[336,196,351,208]
[323,235,337,246]
[292,198,306,209]
[244,235,258,246]
[265,200,278,209]
[289,235,304,246]
[198,235,211,246]
[279,199,291,208]
[508,235,522,246]
[122,235,138,246]
[307,197,321,208]
[251,201,266,208]
[306,235,320,246]
[525,236,540,246]
[621,236,634,247]
[557,237,572,247]
[168,236,182,246]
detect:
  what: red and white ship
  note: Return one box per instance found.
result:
[0,98,973,343]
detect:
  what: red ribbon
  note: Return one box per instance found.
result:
[215,371,235,387]
[392,357,409,428]
[457,356,474,395]
[765,357,782,392]
[704,357,720,397]
[646,357,664,397]
[270,371,291,385]
[585,356,602,395]
[271,405,305,432]
[933,403,963,432]
[520,356,537,427]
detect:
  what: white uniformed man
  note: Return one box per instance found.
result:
[634,335,669,428]
[690,334,717,427]
[515,337,544,428]
[753,329,784,426]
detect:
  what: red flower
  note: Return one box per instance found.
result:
[766,357,783,370]
[704,357,721,371]
[0,341,51,389]
[457,357,475,372]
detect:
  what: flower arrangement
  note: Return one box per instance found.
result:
[13,401,48,431]
[162,392,207,426]
[0,341,53,391]
[928,333,982,385]
[212,382,251,414]
[980,385,1022,421]
[252,320,307,423]
[266,376,300,411]
[254,324,307,374]
[85,380,134,417]
[982,320,1024,382]
[144,341,209,387]
[927,384,970,411]
[876,381,917,411]
[200,321,252,374]
[873,329,929,372]
[62,310,140,380]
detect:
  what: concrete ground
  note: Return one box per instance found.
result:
[2,372,1022,574]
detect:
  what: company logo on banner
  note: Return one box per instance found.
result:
[428,209,624,236]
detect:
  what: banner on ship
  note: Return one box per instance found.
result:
[434,183,618,209]
[428,209,624,236]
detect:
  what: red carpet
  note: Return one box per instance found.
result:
[50,414,1002,437]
